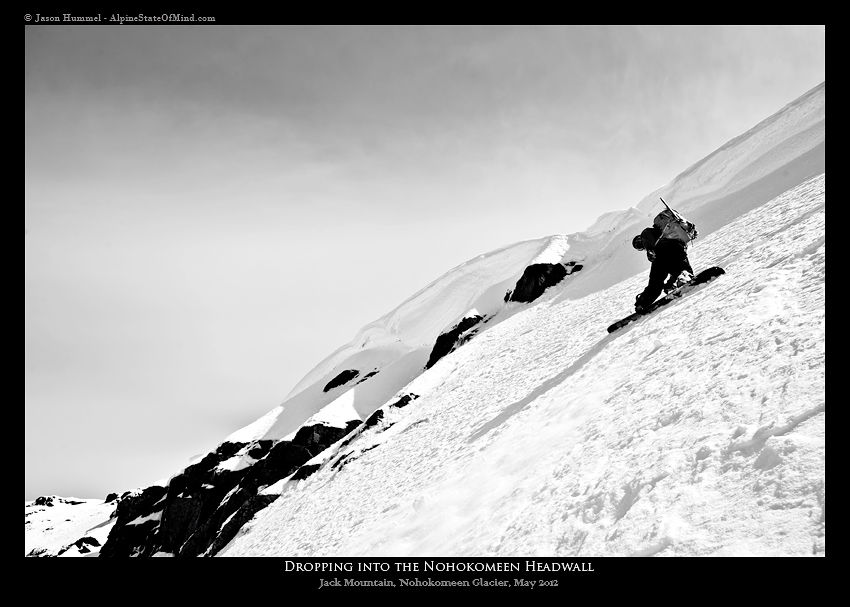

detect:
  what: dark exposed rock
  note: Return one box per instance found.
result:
[391,394,419,409]
[291,420,362,453]
[105,518,162,557]
[323,369,360,392]
[34,496,54,507]
[158,495,206,551]
[247,440,274,460]
[290,464,321,481]
[205,494,279,556]
[508,263,568,303]
[99,484,168,557]
[330,430,363,460]
[330,453,354,471]
[105,492,119,503]
[364,409,384,428]
[103,442,260,557]
[175,440,316,557]
[109,485,168,523]
[355,370,379,385]
[331,444,380,472]
[56,536,102,556]
[426,315,485,370]
[26,548,49,557]
[178,422,359,556]
[100,419,366,558]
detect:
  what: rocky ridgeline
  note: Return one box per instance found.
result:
[99,420,356,556]
[98,391,427,556]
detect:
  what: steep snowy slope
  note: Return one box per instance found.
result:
[636,82,824,216]
[221,173,824,557]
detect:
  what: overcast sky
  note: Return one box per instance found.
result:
[24,25,825,501]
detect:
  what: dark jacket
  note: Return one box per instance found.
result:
[636,238,693,309]
[638,226,662,261]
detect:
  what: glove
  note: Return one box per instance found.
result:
[647,250,656,262]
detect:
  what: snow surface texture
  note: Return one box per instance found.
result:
[221,174,824,557]
[24,496,116,557]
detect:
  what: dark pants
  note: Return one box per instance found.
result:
[637,239,693,308]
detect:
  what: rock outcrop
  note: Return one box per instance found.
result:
[99,418,363,557]
[323,369,360,392]
[507,261,582,303]
[425,314,486,370]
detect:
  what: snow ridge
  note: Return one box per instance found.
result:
[636,82,824,215]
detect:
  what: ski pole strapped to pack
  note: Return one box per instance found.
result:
[659,196,680,218]
[655,197,698,244]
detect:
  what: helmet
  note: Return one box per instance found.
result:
[632,235,644,250]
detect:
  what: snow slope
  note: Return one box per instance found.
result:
[221,173,824,557]
[25,496,116,557]
[636,82,824,215]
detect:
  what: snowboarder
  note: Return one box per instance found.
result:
[631,204,698,313]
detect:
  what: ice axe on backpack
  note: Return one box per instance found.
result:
[659,196,685,222]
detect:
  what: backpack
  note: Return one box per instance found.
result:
[653,209,698,246]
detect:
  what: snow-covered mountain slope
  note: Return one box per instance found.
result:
[25,82,825,558]
[221,173,824,557]
[25,495,117,557]
[637,82,824,216]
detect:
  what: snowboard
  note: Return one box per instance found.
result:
[607,266,726,333]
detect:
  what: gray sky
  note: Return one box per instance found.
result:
[24,25,825,500]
